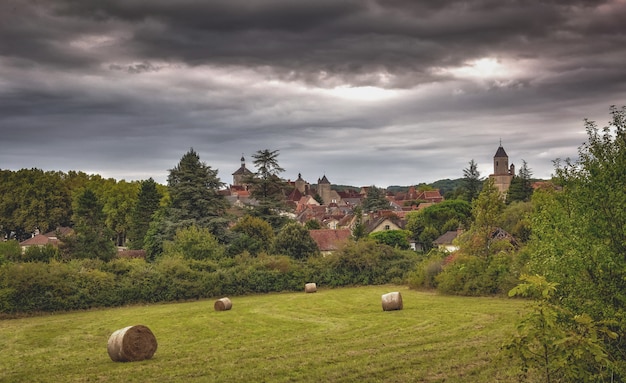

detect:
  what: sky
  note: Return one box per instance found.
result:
[1,0,625,188]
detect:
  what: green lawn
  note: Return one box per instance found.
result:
[0,285,527,382]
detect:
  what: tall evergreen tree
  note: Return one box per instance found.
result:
[128,178,162,250]
[462,159,483,202]
[361,185,389,212]
[506,160,533,204]
[146,149,228,259]
[60,188,116,261]
[166,148,229,235]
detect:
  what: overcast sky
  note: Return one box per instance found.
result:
[1,0,625,188]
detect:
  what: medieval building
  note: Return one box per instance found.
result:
[489,143,515,196]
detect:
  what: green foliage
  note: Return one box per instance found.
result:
[506,160,534,204]
[247,149,290,228]
[60,188,116,262]
[166,148,229,237]
[526,106,626,378]
[23,244,59,263]
[321,240,417,286]
[499,201,532,243]
[361,185,389,212]
[351,206,367,240]
[230,215,274,256]
[163,225,225,261]
[0,169,72,241]
[407,250,447,289]
[406,199,472,251]
[436,251,519,296]
[272,222,319,260]
[504,275,616,382]
[128,178,162,250]
[0,240,21,263]
[369,229,411,249]
[304,219,322,230]
[461,159,484,202]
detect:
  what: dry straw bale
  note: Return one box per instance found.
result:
[214,297,232,311]
[107,325,158,362]
[381,292,403,311]
[304,282,317,293]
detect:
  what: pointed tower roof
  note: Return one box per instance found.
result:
[494,145,508,158]
[319,175,330,184]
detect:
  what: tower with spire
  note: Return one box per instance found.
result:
[232,154,254,187]
[489,141,515,196]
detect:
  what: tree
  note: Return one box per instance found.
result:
[60,188,116,261]
[362,185,389,212]
[527,106,626,378]
[505,275,615,382]
[506,160,533,204]
[351,206,367,240]
[248,149,289,228]
[162,225,225,261]
[406,200,472,251]
[128,178,162,250]
[369,230,411,250]
[304,219,322,230]
[272,222,319,260]
[230,215,275,256]
[0,169,72,241]
[102,180,139,246]
[461,159,483,202]
[166,148,229,237]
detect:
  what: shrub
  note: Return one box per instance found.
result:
[163,225,225,261]
[0,240,21,263]
[23,244,59,263]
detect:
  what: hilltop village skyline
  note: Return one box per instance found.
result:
[227,143,520,194]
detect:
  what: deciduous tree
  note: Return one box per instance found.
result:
[272,222,319,260]
[527,106,626,378]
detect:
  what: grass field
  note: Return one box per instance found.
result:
[0,285,527,382]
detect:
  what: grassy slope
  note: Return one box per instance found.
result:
[0,286,526,382]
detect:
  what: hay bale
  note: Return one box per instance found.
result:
[304,282,317,293]
[214,297,232,311]
[107,325,157,362]
[381,292,403,311]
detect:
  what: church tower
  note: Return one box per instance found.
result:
[232,155,253,187]
[489,143,515,196]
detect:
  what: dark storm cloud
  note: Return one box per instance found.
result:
[1,0,625,186]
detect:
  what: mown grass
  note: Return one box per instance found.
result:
[0,285,527,382]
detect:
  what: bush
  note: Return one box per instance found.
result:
[23,244,59,263]
[0,240,21,263]
[435,251,519,296]
[408,250,447,289]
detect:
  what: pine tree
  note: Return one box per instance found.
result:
[462,159,483,202]
[362,185,389,212]
[128,178,162,250]
[60,188,116,261]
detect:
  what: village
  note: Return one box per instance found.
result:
[219,143,519,253]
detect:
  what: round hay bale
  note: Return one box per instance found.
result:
[214,297,232,311]
[107,325,157,362]
[381,292,403,311]
[304,282,317,293]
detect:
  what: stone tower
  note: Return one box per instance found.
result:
[232,155,254,186]
[489,143,514,196]
[317,175,332,204]
[295,173,306,194]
